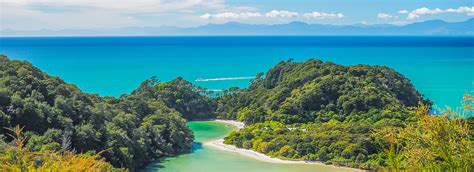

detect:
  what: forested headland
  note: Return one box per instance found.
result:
[218,59,473,170]
[0,55,214,169]
[0,55,472,170]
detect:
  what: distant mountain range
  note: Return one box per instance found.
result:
[1,18,473,36]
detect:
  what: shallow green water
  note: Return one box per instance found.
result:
[143,121,357,172]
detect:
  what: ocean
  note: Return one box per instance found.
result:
[0,36,473,109]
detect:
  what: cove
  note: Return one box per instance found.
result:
[142,121,358,172]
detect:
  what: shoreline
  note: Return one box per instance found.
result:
[208,120,362,171]
[213,119,245,130]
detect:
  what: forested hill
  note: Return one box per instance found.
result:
[2,55,469,170]
[217,59,426,124]
[0,55,213,168]
[131,77,216,120]
[219,59,434,169]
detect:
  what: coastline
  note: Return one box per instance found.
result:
[208,120,362,171]
[213,119,245,130]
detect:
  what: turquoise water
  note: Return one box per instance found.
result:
[143,121,358,172]
[1,36,472,170]
[0,36,473,109]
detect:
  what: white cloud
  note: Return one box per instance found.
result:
[445,6,474,16]
[0,1,143,30]
[399,6,474,20]
[407,13,419,20]
[201,10,345,21]
[265,10,298,18]
[1,0,227,14]
[0,0,250,29]
[200,12,262,19]
[414,7,444,15]
[398,10,409,14]
[200,13,213,19]
[377,13,395,19]
[303,12,344,19]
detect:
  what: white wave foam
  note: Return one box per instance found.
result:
[195,76,254,82]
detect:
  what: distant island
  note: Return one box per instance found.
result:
[0,55,472,171]
[1,18,473,37]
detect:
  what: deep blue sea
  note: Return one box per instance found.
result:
[0,36,473,109]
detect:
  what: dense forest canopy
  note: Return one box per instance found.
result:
[1,55,471,170]
[131,76,216,120]
[0,55,214,169]
[217,59,469,169]
[217,59,426,124]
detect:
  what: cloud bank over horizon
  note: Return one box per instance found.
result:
[199,10,344,20]
[398,6,474,20]
[0,0,473,31]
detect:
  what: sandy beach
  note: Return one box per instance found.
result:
[213,119,245,130]
[205,139,327,165]
[208,120,362,171]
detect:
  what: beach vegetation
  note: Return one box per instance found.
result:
[221,59,472,170]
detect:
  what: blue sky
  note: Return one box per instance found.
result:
[1,0,473,30]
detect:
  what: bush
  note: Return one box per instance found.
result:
[0,125,120,171]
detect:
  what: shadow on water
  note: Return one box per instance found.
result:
[140,142,203,171]
[191,142,203,152]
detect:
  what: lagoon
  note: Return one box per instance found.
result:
[143,121,357,172]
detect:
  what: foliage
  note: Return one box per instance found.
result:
[220,59,431,169]
[372,97,474,171]
[0,55,198,169]
[225,119,394,169]
[2,55,471,171]
[217,59,426,124]
[131,76,216,120]
[0,125,120,171]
